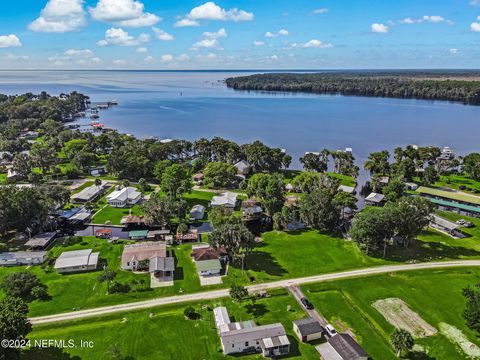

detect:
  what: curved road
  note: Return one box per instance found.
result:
[30,260,480,325]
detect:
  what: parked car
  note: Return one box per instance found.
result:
[325,324,338,337]
[300,297,314,310]
[457,219,474,227]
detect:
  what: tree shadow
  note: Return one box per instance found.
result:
[21,347,82,360]
[370,238,480,263]
[243,250,288,277]
[407,350,436,360]
[170,250,184,281]
[244,303,268,317]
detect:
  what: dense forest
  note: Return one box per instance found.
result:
[225,72,480,105]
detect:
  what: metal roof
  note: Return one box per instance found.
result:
[196,259,222,272]
[417,186,480,206]
[54,249,99,269]
[428,197,480,214]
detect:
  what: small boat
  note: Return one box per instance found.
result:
[90,114,99,119]
[110,100,118,105]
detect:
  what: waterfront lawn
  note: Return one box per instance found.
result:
[302,267,480,360]
[433,174,480,194]
[26,289,320,360]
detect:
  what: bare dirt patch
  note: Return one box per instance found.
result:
[439,322,480,359]
[372,298,437,338]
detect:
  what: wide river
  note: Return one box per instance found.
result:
[0,70,479,169]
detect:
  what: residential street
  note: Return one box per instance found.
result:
[30,260,480,325]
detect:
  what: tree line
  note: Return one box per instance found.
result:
[225,73,480,105]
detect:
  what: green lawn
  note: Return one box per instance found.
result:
[302,267,480,359]
[92,204,143,225]
[0,173,6,184]
[25,268,480,360]
[71,181,94,195]
[433,174,480,194]
[224,230,388,286]
[26,289,319,360]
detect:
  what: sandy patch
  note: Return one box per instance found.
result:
[372,298,437,338]
[199,275,223,286]
[439,322,480,359]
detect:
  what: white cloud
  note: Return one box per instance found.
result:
[253,40,265,46]
[176,2,253,26]
[3,53,29,61]
[202,28,227,39]
[265,29,289,38]
[449,48,458,54]
[143,55,154,63]
[371,23,389,33]
[471,21,480,32]
[400,17,416,24]
[471,0,480,6]
[152,27,174,41]
[298,39,333,48]
[191,38,221,50]
[29,0,86,33]
[113,59,127,65]
[89,0,160,27]
[97,27,149,46]
[0,35,22,48]
[313,8,328,14]
[178,54,190,61]
[136,47,147,53]
[270,54,278,60]
[174,18,199,27]
[49,48,101,65]
[160,54,174,63]
[422,15,444,23]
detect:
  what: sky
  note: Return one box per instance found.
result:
[0,0,479,70]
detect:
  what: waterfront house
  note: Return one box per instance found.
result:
[214,307,290,357]
[54,249,99,274]
[121,242,174,281]
[193,173,204,185]
[316,333,369,360]
[0,251,46,266]
[25,232,57,250]
[211,192,238,209]
[338,185,356,194]
[234,160,251,175]
[189,204,206,220]
[71,184,107,203]
[242,199,263,219]
[106,186,142,208]
[293,318,323,343]
[365,192,385,206]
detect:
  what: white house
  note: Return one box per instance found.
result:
[54,249,99,274]
[211,192,238,208]
[214,307,290,357]
[106,186,142,208]
[189,204,206,220]
[0,251,46,266]
[234,160,250,175]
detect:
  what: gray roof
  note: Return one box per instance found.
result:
[221,323,286,344]
[431,214,459,231]
[0,251,46,262]
[24,232,56,248]
[72,185,103,202]
[293,318,323,336]
[365,192,385,203]
[338,185,356,194]
[328,334,369,360]
[54,249,99,269]
[149,256,175,272]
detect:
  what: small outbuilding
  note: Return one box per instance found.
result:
[190,204,206,220]
[24,232,57,250]
[128,230,149,240]
[365,192,385,206]
[293,318,323,342]
[54,249,99,274]
[338,185,356,194]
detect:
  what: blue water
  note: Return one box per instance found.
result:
[0,70,479,169]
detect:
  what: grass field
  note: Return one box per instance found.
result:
[92,204,143,225]
[433,174,480,194]
[302,267,480,359]
[25,289,320,360]
[25,268,480,360]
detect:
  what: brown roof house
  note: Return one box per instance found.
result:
[121,242,174,285]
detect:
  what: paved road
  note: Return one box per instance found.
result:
[288,285,327,326]
[30,260,480,325]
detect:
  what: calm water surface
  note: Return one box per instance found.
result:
[0,70,479,169]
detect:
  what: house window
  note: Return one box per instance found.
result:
[232,344,234,348]
[127,262,130,266]
[245,342,249,347]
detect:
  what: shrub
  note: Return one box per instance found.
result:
[108,282,131,294]
[184,306,197,320]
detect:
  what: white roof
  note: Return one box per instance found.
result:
[338,185,355,194]
[54,249,99,269]
[286,183,293,191]
[316,343,343,360]
[365,192,385,203]
[191,204,206,212]
[211,192,238,207]
[214,307,230,329]
[234,160,249,171]
[107,187,141,202]
[0,251,46,261]
[431,214,459,231]
[73,185,103,201]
